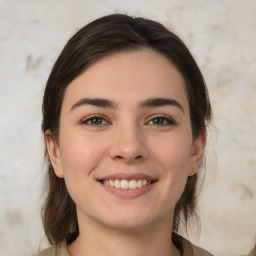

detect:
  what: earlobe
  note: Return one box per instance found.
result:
[188,128,206,176]
[45,129,64,178]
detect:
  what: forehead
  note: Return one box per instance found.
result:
[62,49,189,110]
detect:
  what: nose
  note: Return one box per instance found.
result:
[108,124,148,164]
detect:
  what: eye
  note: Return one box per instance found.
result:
[81,115,110,126]
[147,116,175,126]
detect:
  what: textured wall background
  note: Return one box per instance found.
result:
[0,1,255,255]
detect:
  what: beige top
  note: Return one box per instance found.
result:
[36,234,214,256]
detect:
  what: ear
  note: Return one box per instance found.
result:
[45,129,64,178]
[188,128,206,176]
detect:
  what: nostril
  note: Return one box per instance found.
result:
[114,154,143,161]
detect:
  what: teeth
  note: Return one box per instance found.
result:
[129,180,137,189]
[114,179,121,188]
[121,180,129,189]
[103,179,151,189]
[137,180,142,188]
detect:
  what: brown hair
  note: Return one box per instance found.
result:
[41,13,212,245]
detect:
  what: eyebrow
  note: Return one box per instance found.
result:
[70,98,118,111]
[140,98,184,112]
[70,97,184,112]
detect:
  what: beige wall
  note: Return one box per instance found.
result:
[0,1,255,255]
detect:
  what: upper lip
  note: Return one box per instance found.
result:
[97,173,157,181]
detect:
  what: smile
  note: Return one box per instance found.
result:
[98,173,157,198]
[102,179,152,189]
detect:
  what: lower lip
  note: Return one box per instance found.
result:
[100,182,156,199]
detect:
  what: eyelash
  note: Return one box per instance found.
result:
[81,115,175,126]
[81,115,110,126]
[146,116,176,126]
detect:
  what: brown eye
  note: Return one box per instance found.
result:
[148,116,175,126]
[82,116,109,125]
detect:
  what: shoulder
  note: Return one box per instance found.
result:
[35,246,56,256]
[189,243,214,256]
[173,233,214,256]
[35,241,69,256]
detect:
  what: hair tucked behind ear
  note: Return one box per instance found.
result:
[42,164,77,245]
[41,13,212,245]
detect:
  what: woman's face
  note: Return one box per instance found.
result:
[46,49,205,231]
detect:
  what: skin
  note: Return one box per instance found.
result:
[45,49,205,256]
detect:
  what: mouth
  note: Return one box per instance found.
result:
[97,173,157,198]
[100,179,154,190]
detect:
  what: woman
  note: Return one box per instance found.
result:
[38,14,213,256]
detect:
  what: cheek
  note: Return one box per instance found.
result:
[152,133,193,196]
[154,134,192,172]
[59,131,107,176]
[58,133,107,201]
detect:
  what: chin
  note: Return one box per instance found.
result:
[100,209,158,232]
[107,220,151,232]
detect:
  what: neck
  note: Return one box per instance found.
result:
[67,213,181,256]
